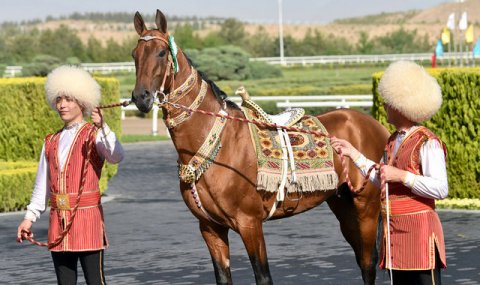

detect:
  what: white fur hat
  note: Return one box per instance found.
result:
[378,61,442,123]
[45,65,100,116]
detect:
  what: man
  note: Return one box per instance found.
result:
[17,65,124,285]
[331,61,448,284]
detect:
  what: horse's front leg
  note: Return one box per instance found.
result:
[238,219,273,285]
[200,221,232,285]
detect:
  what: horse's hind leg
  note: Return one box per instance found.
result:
[327,184,380,285]
[238,219,273,285]
[200,221,233,285]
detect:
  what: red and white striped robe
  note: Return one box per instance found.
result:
[380,126,447,270]
[45,123,107,252]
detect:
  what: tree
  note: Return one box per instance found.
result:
[218,18,246,45]
[85,36,106,62]
[37,25,86,61]
[356,31,374,54]
[245,26,276,57]
[173,24,201,49]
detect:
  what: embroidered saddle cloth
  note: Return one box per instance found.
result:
[239,93,338,194]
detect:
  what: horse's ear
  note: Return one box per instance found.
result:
[155,9,168,33]
[134,11,147,35]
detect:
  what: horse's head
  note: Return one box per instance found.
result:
[131,10,174,113]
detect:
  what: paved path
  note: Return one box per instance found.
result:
[1,141,479,284]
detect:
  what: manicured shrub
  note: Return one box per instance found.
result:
[372,67,480,198]
[0,76,121,212]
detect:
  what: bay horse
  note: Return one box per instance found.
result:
[131,10,390,285]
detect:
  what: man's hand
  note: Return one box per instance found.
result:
[382,165,408,183]
[330,136,361,159]
[91,107,103,128]
[17,219,33,243]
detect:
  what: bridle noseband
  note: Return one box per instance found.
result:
[137,34,175,105]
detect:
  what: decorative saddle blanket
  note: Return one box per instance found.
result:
[238,89,338,194]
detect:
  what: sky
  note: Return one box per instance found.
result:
[0,0,451,24]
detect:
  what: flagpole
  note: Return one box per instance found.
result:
[277,0,285,66]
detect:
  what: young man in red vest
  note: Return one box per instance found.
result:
[17,65,124,285]
[331,61,448,284]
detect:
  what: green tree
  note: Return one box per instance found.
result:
[218,18,246,45]
[373,27,431,53]
[356,31,374,54]
[173,24,201,49]
[245,26,276,57]
[38,25,86,61]
[85,36,106,62]
[202,31,225,48]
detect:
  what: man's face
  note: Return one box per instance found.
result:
[55,95,83,124]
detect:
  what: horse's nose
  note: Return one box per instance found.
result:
[131,91,137,103]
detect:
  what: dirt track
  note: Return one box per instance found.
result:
[121,116,168,136]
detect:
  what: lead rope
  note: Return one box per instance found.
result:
[18,126,97,248]
[160,99,384,195]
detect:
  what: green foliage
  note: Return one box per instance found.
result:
[245,26,277,57]
[121,134,170,143]
[21,54,62,77]
[373,28,431,54]
[173,24,202,49]
[248,61,283,80]
[0,162,36,212]
[372,68,480,199]
[186,46,282,81]
[218,18,246,45]
[38,25,86,61]
[0,77,121,212]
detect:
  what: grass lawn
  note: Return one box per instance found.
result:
[121,134,170,143]
[115,65,384,99]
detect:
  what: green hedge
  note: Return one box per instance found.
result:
[372,68,480,198]
[0,161,37,212]
[0,76,121,212]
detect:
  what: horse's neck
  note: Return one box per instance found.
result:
[167,72,222,164]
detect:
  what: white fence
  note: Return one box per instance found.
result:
[4,52,476,77]
[122,95,373,136]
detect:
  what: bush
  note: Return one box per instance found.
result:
[0,161,37,212]
[372,67,480,199]
[248,61,282,80]
[185,46,281,81]
[21,54,62,77]
[0,76,121,212]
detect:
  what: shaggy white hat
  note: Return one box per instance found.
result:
[378,61,442,123]
[45,65,100,116]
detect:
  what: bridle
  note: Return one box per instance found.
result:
[137,34,176,106]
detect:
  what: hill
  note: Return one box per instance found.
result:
[10,0,480,48]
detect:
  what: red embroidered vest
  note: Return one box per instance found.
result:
[379,126,447,270]
[45,123,107,252]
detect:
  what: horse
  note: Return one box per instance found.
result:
[131,10,390,285]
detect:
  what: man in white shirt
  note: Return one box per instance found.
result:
[17,65,124,285]
[331,61,447,285]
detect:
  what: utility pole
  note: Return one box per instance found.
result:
[278,0,285,65]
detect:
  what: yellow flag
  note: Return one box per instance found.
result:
[465,24,474,44]
[441,27,450,44]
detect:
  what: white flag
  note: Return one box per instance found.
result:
[447,13,455,30]
[459,12,468,31]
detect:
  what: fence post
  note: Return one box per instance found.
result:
[152,105,158,136]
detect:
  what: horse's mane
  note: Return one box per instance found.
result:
[183,52,240,110]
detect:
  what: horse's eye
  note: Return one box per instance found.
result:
[158,50,167,57]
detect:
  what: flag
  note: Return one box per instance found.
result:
[474,38,480,57]
[436,40,444,57]
[441,27,450,44]
[446,13,455,30]
[465,24,474,44]
[459,12,468,31]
